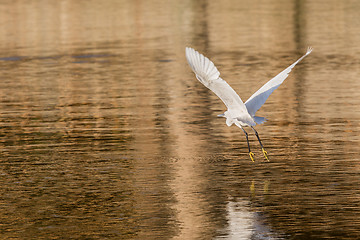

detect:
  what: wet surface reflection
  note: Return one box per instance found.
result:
[1,0,360,239]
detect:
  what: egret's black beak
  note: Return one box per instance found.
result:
[217,113,225,117]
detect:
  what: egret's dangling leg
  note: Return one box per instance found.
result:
[251,127,269,161]
[241,127,255,162]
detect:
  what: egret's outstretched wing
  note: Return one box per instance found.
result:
[185,47,248,115]
[245,47,313,116]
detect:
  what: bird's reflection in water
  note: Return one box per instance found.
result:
[218,180,275,239]
[250,180,270,196]
[217,199,254,239]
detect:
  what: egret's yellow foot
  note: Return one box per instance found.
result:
[262,148,269,162]
[249,152,255,162]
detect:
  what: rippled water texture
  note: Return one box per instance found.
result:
[1,0,360,239]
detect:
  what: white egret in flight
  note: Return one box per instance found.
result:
[185,47,312,162]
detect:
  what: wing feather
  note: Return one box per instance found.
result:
[185,47,248,116]
[245,47,313,116]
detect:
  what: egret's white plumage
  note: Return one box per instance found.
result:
[185,47,313,161]
[244,47,313,117]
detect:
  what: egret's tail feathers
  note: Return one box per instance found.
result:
[254,116,267,125]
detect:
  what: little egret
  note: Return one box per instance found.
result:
[185,47,312,162]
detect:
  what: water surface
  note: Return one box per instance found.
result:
[1,0,360,239]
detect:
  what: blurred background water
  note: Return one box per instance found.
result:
[0,0,360,239]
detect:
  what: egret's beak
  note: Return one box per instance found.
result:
[217,113,225,117]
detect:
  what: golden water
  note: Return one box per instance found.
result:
[1,0,360,239]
